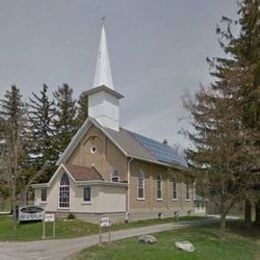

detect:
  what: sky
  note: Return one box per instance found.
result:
[0,0,238,149]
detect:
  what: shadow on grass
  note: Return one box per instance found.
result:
[225,220,260,239]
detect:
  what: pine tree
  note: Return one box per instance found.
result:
[0,85,27,229]
[76,91,88,126]
[184,0,259,235]
[184,71,256,237]
[27,84,56,168]
[53,84,78,157]
[214,0,260,226]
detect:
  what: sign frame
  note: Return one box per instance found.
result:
[18,206,45,222]
[99,217,112,245]
[42,213,56,239]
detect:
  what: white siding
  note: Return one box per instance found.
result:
[34,169,126,213]
[88,90,120,131]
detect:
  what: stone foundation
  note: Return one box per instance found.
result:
[49,207,195,223]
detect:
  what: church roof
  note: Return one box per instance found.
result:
[105,127,188,168]
[64,164,103,181]
[84,85,124,99]
[57,118,187,170]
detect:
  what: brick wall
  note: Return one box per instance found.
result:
[68,125,128,181]
[129,160,194,217]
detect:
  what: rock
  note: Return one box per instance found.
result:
[138,235,157,244]
[175,240,195,252]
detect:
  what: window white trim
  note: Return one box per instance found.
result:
[81,202,92,205]
[91,145,97,153]
[137,170,145,200]
[156,174,162,200]
[41,188,47,202]
[83,186,91,203]
[111,169,120,182]
[59,173,70,208]
[185,179,191,201]
[172,178,178,201]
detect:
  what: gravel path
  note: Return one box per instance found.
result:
[0,217,219,260]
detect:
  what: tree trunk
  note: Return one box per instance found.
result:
[255,199,260,226]
[244,199,252,228]
[220,212,226,239]
[11,171,17,230]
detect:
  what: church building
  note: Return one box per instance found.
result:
[32,25,195,222]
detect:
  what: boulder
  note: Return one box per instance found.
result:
[175,240,195,252]
[138,235,157,244]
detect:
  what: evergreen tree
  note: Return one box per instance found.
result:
[213,0,260,226]
[184,0,259,235]
[53,84,78,156]
[0,85,27,229]
[76,91,88,126]
[184,70,256,237]
[27,84,56,168]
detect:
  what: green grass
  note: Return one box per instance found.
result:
[78,221,260,260]
[0,215,99,241]
[0,215,206,241]
[111,215,205,231]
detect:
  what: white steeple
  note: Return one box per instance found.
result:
[86,24,124,131]
[93,25,114,89]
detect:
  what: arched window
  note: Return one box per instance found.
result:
[111,170,120,182]
[172,177,178,200]
[186,179,191,200]
[59,173,70,208]
[156,174,162,200]
[137,171,145,199]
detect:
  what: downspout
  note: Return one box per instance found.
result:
[126,157,134,223]
[180,176,183,215]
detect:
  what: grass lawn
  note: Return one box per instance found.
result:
[0,215,205,241]
[78,221,260,260]
[111,215,205,231]
[0,215,99,241]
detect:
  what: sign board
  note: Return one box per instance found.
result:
[99,217,112,245]
[18,206,44,222]
[44,213,55,223]
[100,217,112,227]
[42,213,56,239]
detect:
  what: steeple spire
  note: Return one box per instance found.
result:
[86,23,123,131]
[93,24,114,89]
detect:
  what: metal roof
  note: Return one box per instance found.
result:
[128,130,188,167]
[93,25,114,89]
[57,117,188,170]
[105,126,187,168]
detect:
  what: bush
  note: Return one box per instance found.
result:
[67,213,76,220]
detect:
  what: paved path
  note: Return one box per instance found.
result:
[0,218,219,260]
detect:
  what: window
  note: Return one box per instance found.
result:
[192,179,196,200]
[172,178,177,200]
[137,171,145,199]
[83,187,91,202]
[59,173,70,208]
[156,175,162,200]
[91,145,97,153]
[186,180,190,200]
[111,170,119,182]
[41,188,47,202]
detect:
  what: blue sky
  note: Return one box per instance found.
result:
[0,0,238,148]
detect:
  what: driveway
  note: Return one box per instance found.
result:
[0,217,219,260]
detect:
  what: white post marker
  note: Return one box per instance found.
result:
[99,217,112,245]
[42,213,55,239]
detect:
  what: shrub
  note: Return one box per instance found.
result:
[67,213,76,219]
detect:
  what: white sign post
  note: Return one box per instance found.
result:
[99,217,112,245]
[42,213,55,239]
